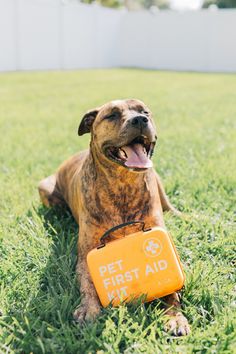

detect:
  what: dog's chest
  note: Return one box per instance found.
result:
[88,180,154,224]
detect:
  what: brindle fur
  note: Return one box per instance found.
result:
[38,99,190,336]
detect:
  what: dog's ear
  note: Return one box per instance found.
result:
[78,108,99,136]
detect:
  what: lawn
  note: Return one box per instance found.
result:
[0,69,235,353]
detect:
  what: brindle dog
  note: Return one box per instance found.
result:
[38,99,190,336]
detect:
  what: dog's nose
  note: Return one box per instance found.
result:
[131,116,148,128]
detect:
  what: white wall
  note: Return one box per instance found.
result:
[18,0,61,70]
[0,0,235,72]
[119,10,236,72]
[62,3,122,69]
[0,0,17,71]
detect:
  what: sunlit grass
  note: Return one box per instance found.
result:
[0,69,235,353]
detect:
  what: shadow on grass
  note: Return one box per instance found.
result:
[2,205,111,353]
[2,206,169,353]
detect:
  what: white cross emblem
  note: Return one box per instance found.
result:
[143,238,162,257]
[145,240,160,255]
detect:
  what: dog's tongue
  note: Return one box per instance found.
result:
[121,143,152,169]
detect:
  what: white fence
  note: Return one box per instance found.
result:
[0,0,236,72]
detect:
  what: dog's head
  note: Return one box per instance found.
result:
[78,99,157,171]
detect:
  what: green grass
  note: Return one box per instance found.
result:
[0,69,235,353]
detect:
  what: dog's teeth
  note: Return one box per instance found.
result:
[119,148,127,159]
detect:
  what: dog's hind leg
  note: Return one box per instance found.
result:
[155,172,181,216]
[38,174,65,207]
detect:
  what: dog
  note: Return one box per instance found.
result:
[38,99,190,336]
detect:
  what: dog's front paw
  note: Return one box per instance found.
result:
[164,312,190,336]
[73,300,101,323]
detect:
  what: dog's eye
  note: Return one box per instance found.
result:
[104,111,120,120]
[142,110,149,115]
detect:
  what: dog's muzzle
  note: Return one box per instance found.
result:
[104,135,156,171]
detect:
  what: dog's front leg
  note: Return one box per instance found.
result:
[163,292,190,336]
[73,243,101,323]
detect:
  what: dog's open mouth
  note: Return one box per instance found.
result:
[105,136,155,170]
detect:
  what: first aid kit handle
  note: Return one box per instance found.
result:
[100,220,146,245]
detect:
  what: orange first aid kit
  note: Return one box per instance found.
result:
[87,221,185,307]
